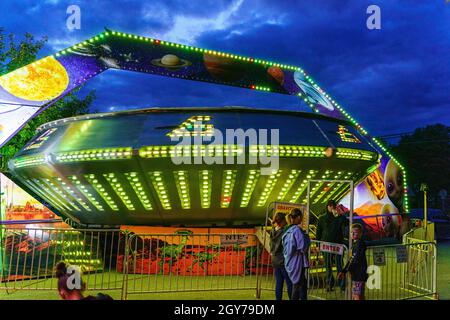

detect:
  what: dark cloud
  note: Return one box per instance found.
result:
[1,0,449,135]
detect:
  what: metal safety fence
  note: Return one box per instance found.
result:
[122,232,273,299]
[0,227,437,300]
[0,227,125,294]
[368,240,437,300]
[257,239,437,300]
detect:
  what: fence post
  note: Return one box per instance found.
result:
[255,241,261,299]
[432,243,438,300]
[121,230,131,300]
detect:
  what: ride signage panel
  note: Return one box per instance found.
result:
[373,248,386,266]
[220,234,248,245]
[396,246,408,263]
[319,242,345,255]
[274,202,309,231]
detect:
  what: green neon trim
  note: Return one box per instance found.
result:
[104,29,305,72]
[103,173,135,210]
[335,148,375,161]
[84,174,119,211]
[321,172,355,204]
[289,170,319,203]
[199,170,212,209]
[254,85,271,92]
[257,170,282,207]
[68,175,105,211]
[138,145,376,161]
[174,171,191,209]
[54,177,92,212]
[240,170,260,207]
[55,147,132,163]
[312,171,346,204]
[277,170,301,201]
[21,179,66,213]
[149,171,172,210]
[305,170,334,204]
[220,170,237,208]
[12,155,46,168]
[166,115,214,138]
[124,172,153,211]
[31,178,73,212]
[43,178,81,211]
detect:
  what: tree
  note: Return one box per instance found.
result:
[0,29,95,171]
[390,124,450,208]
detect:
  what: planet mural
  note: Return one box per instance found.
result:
[267,66,284,86]
[293,70,334,111]
[203,54,245,82]
[151,54,192,71]
[0,56,69,102]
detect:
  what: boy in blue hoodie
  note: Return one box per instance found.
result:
[282,208,310,300]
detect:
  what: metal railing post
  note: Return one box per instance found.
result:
[348,181,354,300]
[121,230,130,300]
[306,182,311,233]
[432,243,438,300]
[256,202,271,299]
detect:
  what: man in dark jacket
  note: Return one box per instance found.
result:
[270,212,292,300]
[316,200,348,291]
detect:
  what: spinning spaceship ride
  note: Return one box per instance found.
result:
[0,29,408,228]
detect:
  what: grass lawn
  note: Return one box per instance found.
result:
[436,240,450,299]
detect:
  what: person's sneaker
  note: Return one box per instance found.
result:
[326,287,334,292]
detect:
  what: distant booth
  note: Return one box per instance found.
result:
[0,29,425,299]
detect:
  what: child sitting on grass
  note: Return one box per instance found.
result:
[338,223,368,300]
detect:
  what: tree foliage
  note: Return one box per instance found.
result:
[390,124,450,207]
[0,29,95,171]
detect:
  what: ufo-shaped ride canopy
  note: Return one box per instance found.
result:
[9,107,379,227]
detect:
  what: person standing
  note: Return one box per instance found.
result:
[282,208,310,300]
[316,199,347,292]
[270,212,292,300]
[338,224,368,300]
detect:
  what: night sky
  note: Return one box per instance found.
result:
[1,0,449,137]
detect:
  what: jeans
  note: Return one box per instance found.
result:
[274,266,293,300]
[291,268,308,300]
[324,252,345,290]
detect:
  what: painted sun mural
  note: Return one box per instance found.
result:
[0,56,69,102]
